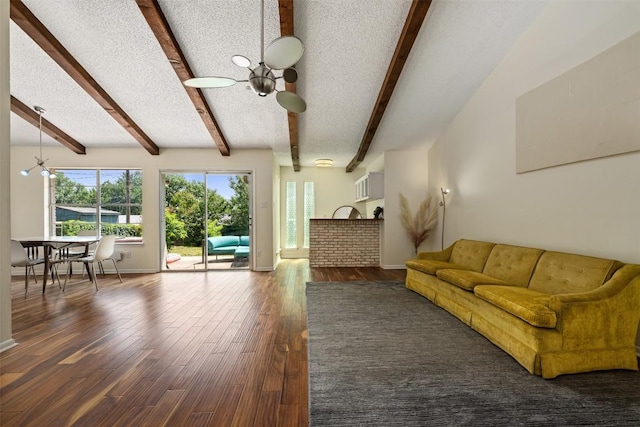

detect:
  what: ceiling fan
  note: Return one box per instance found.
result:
[184,0,306,113]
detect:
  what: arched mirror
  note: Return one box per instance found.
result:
[332,205,362,219]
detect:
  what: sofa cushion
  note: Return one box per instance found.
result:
[406,259,471,276]
[482,244,544,287]
[436,269,513,291]
[449,240,496,272]
[208,236,240,253]
[474,285,557,328]
[213,245,237,251]
[239,235,250,246]
[529,252,623,295]
[234,246,250,258]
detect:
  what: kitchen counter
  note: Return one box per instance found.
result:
[308,219,382,267]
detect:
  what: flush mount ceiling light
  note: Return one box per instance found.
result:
[315,159,333,168]
[183,0,307,113]
[20,106,56,179]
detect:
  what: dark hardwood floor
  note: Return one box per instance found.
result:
[0,260,406,426]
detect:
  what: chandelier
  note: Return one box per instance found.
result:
[20,106,56,179]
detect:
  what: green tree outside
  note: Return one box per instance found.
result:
[163,174,248,250]
[222,176,250,236]
[54,172,96,205]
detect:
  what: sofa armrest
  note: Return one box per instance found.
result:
[550,264,640,305]
[417,242,455,262]
[548,264,640,349]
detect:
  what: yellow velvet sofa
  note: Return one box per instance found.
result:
[405,239,640,379]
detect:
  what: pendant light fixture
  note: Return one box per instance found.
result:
[20,106,56,179]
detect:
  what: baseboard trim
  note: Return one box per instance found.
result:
[104,268,156,274]
[0,338,17,353]
[381,264,407,270]
[254,266,274,272]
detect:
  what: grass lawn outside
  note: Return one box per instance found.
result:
[171,246,202,256]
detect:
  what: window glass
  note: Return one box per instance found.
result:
[285,181,296,248]
[50,169,142,241]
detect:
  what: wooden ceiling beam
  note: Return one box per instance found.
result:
[346,0,432,172]
[10,0,160,155]
[11,95,86,155]
[278,0,300,172]
[136,0,230,156]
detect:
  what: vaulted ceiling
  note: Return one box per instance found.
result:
[9,0,548,171]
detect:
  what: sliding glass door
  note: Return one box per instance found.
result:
[161,171,252,271]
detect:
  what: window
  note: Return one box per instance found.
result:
[50,169,143,241]
[303,181,315,248]
[285,181,297,248]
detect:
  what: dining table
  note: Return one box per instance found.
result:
[14,236,101,293]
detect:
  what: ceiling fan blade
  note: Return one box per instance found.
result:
[264,36,304,70]
[183,77,237,88]
[282,67,298,84]
[232,55,251,68]
[276,91,306,113]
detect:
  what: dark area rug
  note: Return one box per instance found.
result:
[306,281,640,426]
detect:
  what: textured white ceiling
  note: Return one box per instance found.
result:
[10,0,548,169]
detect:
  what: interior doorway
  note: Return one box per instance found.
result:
[160,171,252,271]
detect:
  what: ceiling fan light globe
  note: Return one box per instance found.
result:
[41,169,50,177]
[20,169,29,176]
[264,36,304,70]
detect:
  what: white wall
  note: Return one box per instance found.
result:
[10,146,277,272]
[375,148,430,269]
[272,155,281,263]
[0,0,15,352]
[279,166,366,258]
[427,0,640,264]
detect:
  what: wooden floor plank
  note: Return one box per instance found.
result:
[0,373,23,387]
[1,260,406,426]
[253,390,281,427]
[140,388,187,427]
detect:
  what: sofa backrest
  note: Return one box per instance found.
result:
[528,251,623,294]
[482,244,544,287]
[207,235,240,251]
[239,235,250,246]
[449,240,496,272]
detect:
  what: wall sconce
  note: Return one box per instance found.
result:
[439,187,450,249]
[20,106,56,179]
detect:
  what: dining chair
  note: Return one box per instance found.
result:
[59,230,99,278]
[49,245,76,288]
[63,235,122,291]
[66,230,98,257]
[10,239,46,297]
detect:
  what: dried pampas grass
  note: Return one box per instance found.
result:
[399,193,438,253]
